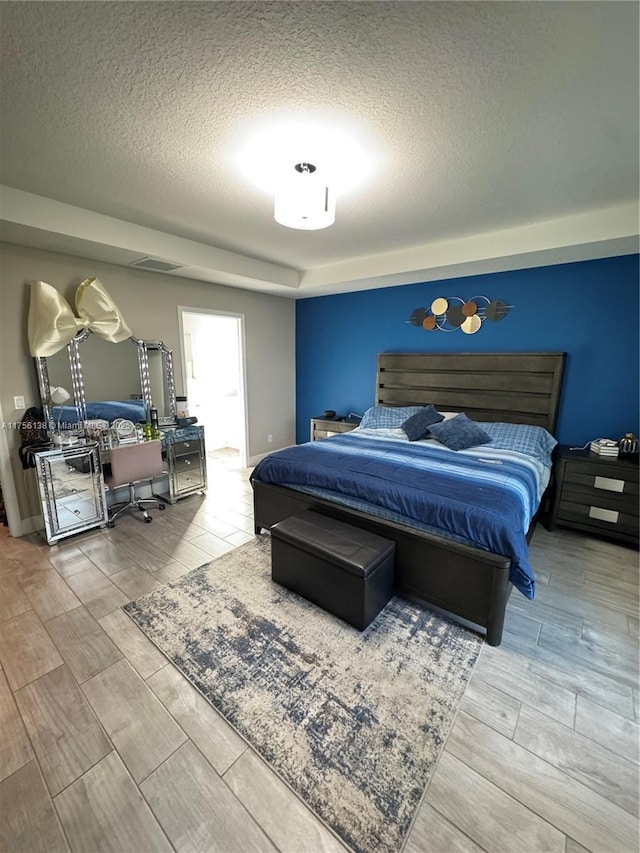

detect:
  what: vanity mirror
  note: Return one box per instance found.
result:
[35,332,177,431]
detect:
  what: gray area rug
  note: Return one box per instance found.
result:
[124,536,482,853]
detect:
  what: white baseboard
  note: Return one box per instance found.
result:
[248,444,294,467]
[248,451,271,466]
[11,515,43,538]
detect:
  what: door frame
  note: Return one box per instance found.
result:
[177,306,249,468]
[0,398,25,536]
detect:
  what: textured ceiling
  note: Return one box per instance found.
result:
[0,1,638,293]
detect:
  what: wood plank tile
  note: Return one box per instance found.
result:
[55,751,171,853]
[224,530,255,547]
[46,606,123,683]
[146,664,245,774]
[215,509,255,534]
[565,840,590,853]
[98,609,166,680]
[459,677,521,738]
[0,761,68,853]
[628,616,639,638]
[538,623,638,690]
[141,740,276,852]
[82,658,186,783]
[533,584,629,632]
[507,593,584,633]
[425,751,565,853]
[152,560,192,584]
[65,566,129,619]
[107,528,176,570]
[192,511,238,539]
[514,705,638,817]
[502,607,541,642]
[0,670,33,782]
[224,748,346,853]
[498,628,635,720]
[575,695,640,765]
[140,532,211,570]
[446,710,639,852]
[22,569,81,622]
[46,545,96,579]
[76,537,138,577]
[473,648,576,726]
[186,531,235,559]
[0,611,63,691]
[0,573,32,623]
[581,620,640,664]
[15,664,112,796]
[109,566,163,600]
[404,801,484,853]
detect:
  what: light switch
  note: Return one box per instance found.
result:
[13,396,26,410]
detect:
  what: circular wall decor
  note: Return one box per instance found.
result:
[407,295,513,334]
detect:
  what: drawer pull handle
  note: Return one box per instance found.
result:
[594,476,624,493]
[589,506,619,524]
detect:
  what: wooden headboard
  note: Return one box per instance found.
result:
[376,352,566,434]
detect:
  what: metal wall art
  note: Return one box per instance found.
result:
[408,296,514,334]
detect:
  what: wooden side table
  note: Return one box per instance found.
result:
[310,419,359,441]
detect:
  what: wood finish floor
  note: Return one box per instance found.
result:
[1,449,638,853]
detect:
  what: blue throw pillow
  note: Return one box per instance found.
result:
[429,413,491,451]
[401,405,444,441]
[359,405,425,430]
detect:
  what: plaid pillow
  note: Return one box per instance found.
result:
[359,405,425,430]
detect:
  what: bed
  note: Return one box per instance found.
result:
[252,352,565,645]
[53,399,148,426]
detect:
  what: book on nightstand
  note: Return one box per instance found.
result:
[590,438,619,457]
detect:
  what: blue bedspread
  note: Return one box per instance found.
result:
[252,431,550,598]
[54,400,147,425]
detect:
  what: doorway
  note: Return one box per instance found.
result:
[178,308,248,469]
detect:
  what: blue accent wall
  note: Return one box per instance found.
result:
[296,254,639,445]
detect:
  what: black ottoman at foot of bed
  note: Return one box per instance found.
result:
[271,510,395,630]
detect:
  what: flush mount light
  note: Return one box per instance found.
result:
[273,162,336,231]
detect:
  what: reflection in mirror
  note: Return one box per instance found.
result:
[79,334,142,403]
[141,342,176,425]
[148,349,167,418]
[35,333,177,432]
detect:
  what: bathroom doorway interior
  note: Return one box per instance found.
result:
[179,309,248,469]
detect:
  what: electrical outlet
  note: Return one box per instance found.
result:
[268,434,273,443]
[13,396,26,410]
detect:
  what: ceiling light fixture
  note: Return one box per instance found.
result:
[273,162,336,231]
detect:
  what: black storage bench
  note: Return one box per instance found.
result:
[271,510,395,630]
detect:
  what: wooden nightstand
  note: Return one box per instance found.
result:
[549,446,639,546]
[310,418,359,441]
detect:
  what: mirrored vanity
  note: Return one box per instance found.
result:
[33,331,207,544]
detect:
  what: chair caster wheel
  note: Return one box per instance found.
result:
[158,504,166,511]
[107,521,115,528]
[144,516,152,523]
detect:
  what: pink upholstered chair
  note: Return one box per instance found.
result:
[105,440,165,525]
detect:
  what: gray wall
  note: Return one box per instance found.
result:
[0,242,296,525]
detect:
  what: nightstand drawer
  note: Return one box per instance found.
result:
[563,459,639,489]
[171,439,201,458]
[559,484,637,516]
[556,499,639,537]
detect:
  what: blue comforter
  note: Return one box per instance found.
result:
[54,400,147,425]
[252,430,550,598]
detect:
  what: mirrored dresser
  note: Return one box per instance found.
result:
[159,425,207,504]
[32,443,108,544]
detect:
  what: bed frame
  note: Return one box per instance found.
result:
[253,352,566,645]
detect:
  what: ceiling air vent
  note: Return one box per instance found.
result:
[130,257,184,272]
